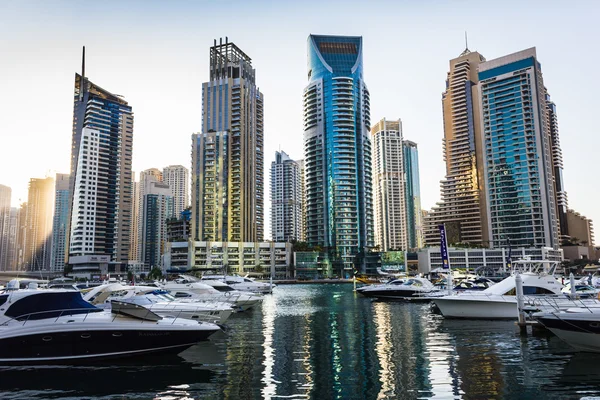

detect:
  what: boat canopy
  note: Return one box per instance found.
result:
[4,292,100,321]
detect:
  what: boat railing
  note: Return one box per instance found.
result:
[0,306,204,327]
[0,308,105,327]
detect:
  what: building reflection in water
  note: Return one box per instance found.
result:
[261,293,277,399]
[373,302,395,398]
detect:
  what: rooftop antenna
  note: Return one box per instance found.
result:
[79,46,86,101]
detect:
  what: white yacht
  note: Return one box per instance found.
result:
[0,290,220,364]
[83,284,234,324]
[431,259,564,319]
[535,308,600,352]
[357,278,437,299]
[162,277,262,311]
[201,275,274,294]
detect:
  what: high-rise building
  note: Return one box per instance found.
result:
[546,91,569,242]
[303,34,373,275]
[67,48,134,276]
[15,202,27,270]
[135,168,167,262]
[140,180,173,268]
[163,165,189,218]
[50,173,69,272]
[478,48,559,248]
[423,48,487,246]
[192,131,229,241]
[371,118,407,252]
[129,172,139,261]
[403,140,423,249]
[270,151,303,242]
[195,38,264,242]
[566,209,594,247]
[0,184,11,270]
[298,159,306,242]
[6,207,19,270]
[24,177,55,271]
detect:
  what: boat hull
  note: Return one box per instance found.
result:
[358,289,428,299]
[0,321,218,364]
[537,315,600,352]
[433,297,518,319]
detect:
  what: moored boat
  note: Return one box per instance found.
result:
[0,290,220,364]
[431,259,563,319]
[535,308,600,352]
[357,278,437,299]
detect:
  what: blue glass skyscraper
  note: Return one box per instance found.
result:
[478,48,559,248]
[303,35,374,276]
[403,141,423,249]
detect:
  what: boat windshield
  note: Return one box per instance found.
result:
[404,279,423,287]
[212,285,234,292]
[5,292,101,321]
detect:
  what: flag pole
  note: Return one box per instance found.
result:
[439,224,452,295]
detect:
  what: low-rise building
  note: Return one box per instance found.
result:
[163,241,292,279]
[294,252,331,279]
[417,247,563,274]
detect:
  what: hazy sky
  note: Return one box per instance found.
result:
[1,0,598,240]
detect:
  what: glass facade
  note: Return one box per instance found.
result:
[69,73,134,266]
[303,35,373,276]
[50,174,70,272]
[195,40,264,243]
[479,49,558,248]
[142,191,173,268]
[403,141,423,249]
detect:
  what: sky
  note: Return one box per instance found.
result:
[1,0,598,240]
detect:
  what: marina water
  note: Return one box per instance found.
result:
[2,284,600,399]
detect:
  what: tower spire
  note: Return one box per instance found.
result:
[82,46,86,78]
[459,32,471,57]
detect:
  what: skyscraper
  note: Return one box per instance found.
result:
[50,173,69,272]
[15,202,27,270]
[403,140,423,249]
[136,168,166,262]
[546,91,568,242]
[140,180,173,268]
[423,48,487,246]
[303,34,373,275]
[270,151,303,242]
[192,131,229,241]
[24,177,55,271]
[194,38,264,242]
[129,172,139,261]
[6,207,19,270]
[163,165,189,218]
[371,118,407,252]
[0,184,11,270]
[478,48,559,248]
[67,48,134,275]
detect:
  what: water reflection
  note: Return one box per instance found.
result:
[5,284,600,399]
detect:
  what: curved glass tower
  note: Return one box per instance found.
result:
[303,35,373,276]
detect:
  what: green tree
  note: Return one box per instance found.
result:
[63,264,73,277]
[148,267,163,280]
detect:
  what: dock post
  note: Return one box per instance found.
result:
[516,273,527,335]
[570,273,576,299]
[353,275,357,292]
